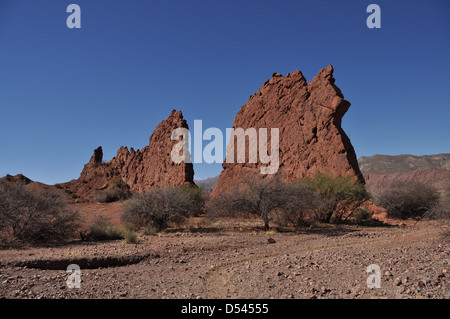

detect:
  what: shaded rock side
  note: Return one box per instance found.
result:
[213,65,363,194]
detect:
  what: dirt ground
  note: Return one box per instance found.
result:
[0,218,448,299]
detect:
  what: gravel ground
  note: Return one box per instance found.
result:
[0,220,448,299]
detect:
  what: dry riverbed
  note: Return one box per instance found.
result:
[0,220,448,299]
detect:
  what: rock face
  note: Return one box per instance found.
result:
[213,65,363,194]
[76,110,194,198]
[92,146,103,165]
[110,110,194,192]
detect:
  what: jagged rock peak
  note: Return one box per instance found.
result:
[78,110,195,197]
[90,146,103,164]
[213,65,363,194]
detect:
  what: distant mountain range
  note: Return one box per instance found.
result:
[358,153,450,174]
[359,153,450,196]
[194,175,220,191]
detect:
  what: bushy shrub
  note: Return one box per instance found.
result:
[110,176,126,189]
[94,187,129,203]
[273,185,321,228]
[346,207,372,225]
[424,191,450,219]
[178,184,206,216]
[198,216,218,228]
[140,225,158,236]
[0,182,81,246]
[299,174,370,224]
[210,175,321,230]
[94,177,130,203]
[376,182,439,220]
[124,229,138,244]
[84,215,124,241]
[122,188,196,231]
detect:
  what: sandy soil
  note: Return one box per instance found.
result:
[0,220,448,299]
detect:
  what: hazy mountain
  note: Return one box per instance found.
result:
[358,154,450,195]
[194,175,220,191]
[358,154,450,174]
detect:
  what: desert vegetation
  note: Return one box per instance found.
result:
[0,182,81,247]
[1,173,447,249]
[93,177,130,203]
[299,174,371,224]
[425,191,450,220]
[177,184,206,216]
[121,187,200,231]
[80,215,124,241]
[94,187,129,203]
[376,182,440,220]
[0,175,448,300]
[78,215,140,244]
[210,174,371,230]
[210,175,319,230]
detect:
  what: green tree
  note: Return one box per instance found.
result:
[299,174,370,223]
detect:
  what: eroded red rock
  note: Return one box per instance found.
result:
[72,110,194,200]
[213,65,364,194]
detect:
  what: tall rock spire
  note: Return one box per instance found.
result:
[213,65,363,194]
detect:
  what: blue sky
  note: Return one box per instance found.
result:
[0,0,449,184]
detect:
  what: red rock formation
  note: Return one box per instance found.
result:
[108,110,194,192]
[74,110,194,199]
[0,174,32,185]
[213,65,363,194]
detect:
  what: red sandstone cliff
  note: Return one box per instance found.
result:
[70,110,194,200]
[213,65,363,194]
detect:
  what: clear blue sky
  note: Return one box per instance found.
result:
[0,0,449,184]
